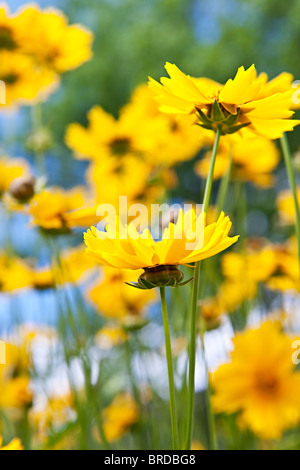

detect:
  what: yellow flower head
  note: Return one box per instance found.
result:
[66,85,204,168]
[66,105,142,161]
[28,187,100,231]
[13,4,94,73]
[84,210,238,288]
[0,50,58,107]
[149,63,300,139]
[212,321,300,440]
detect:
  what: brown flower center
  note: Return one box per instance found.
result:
[2,73,19,84]
[0,27,17,50]
[109,137,131,156]
[255,374,279,395]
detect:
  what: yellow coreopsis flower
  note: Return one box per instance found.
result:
[0,50,58,107]
[149,63,300,139]
[212,321,300,440]
[13,4,93,73]
[0,436,23,450]
[65,104,159,162]
[84,210,238,289]
[102,393,139,443]
[27,187,100,231]
[66,86,203,168]
[66,105,143,161]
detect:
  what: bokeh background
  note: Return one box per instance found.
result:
[1,0,300,451]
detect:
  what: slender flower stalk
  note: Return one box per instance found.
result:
[216,150,233,213]
[202,127,222,212]
[200,328,217,450]
[280,133,300,274]
[185,126,221,450]
[160,287,179,450]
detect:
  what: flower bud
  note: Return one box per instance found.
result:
[9,176,35,201]
[26,127,53,154]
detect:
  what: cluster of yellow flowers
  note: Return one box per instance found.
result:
[0,4,93,107]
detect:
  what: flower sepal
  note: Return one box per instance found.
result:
[196,102,250,135]
[126,265,194,290]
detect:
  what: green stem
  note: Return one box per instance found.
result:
[280,133,300,273]
[185,126,221,450]
[200,330,217,450]
[160,287,179,450]
[216,150,233,213]
[185,261,200,450]
[202,126,222,212]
